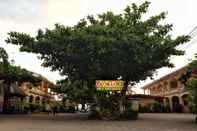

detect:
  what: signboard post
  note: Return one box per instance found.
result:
[96,80,124,91]
[95,80,139,119]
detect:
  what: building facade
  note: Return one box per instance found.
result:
[20,78,52,107]
[18,74,55,113]
[128,94,164,112]
[0,72,54,113]
[143,66,190,113]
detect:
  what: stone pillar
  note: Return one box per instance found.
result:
[26,96,29,103]
[169,96,173,112]
[33,95,36,103]
[163,98,166,107]
[40,96,43,105]
[167,80,170,92]
[179,96,183,105]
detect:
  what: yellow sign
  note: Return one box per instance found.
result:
[96,80,124,91]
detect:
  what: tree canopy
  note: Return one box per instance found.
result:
[0,47,41,84]
[6,1,190,92]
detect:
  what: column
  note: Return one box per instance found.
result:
[169,96,173,112]
[179,96,183,105]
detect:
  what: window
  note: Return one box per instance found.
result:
[29,95,34,103]
[170,79,178,89]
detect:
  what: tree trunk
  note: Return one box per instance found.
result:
[120,80,129,114]
[195,87,197,113]
[88,79,98,110]
[3,81,11,113]
[81,102,85,111]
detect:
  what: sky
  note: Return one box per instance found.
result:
[0,0,197,93]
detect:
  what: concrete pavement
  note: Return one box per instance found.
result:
[0,113,196,131]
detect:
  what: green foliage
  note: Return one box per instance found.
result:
[56,78,94,104]
[153,102,162,112]
[186,77,197,113]
[6,1,189,83]
[88,93,121,119]
[0,47,9,64]
[0,47,41,85]
[0,47,9,74]
[180,54,197,113]
[180,54,197,84]
[98,93,120,112]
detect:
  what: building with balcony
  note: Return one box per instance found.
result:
[0,72,54,113]
[20,77,51,105]
[143,66,190,113]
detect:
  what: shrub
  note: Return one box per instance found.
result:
[153,102,162,112]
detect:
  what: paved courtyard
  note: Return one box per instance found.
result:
[0,113,196,131]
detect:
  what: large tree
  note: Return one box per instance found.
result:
[6,2,190,113]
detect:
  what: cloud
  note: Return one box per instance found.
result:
[0,0,46,21]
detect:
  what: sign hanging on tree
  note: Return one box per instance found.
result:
[96,80,124,91]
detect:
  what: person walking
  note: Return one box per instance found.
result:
[51,102,57,116]
[45,103,51,115]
